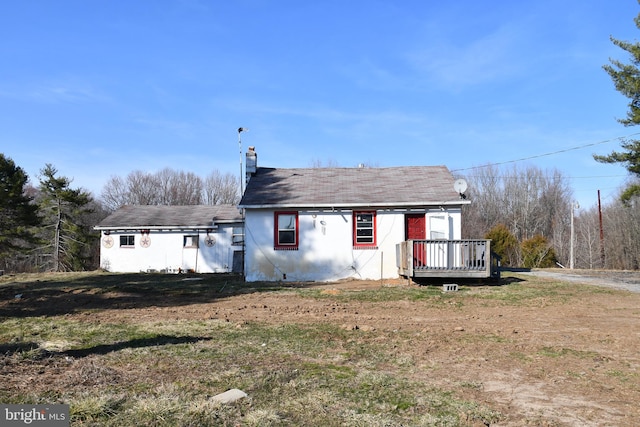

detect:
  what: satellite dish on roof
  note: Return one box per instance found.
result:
[453,179,468,199]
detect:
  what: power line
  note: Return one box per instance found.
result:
[451,132,640,172]
[568,175,627,179]
[462,174,627,180]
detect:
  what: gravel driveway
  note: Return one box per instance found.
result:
[518,268,640,293]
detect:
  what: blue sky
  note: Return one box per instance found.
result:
[2,1,639,210]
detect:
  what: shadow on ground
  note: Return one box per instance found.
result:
[0,335,210,359]
[0,272,290,318]
[0,270,524,318]
[412,270,525,287]
[62,335,211,358]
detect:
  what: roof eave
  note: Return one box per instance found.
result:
[213,219,244,224]
[239,200,470,210]
[94,225,218,231]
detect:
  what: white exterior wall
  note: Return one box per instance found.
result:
[100,226,241,273]
[244,208,462,282]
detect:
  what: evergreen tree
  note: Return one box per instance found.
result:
[596,6,640,202]
[521,235,557,269]
[37,164,94,271]
[484,224,519,267]
[0,154,40,270]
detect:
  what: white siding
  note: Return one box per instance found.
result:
[244,208,462,282]
[99,227,240,273]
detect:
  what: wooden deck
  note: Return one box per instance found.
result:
[396,239,500,279]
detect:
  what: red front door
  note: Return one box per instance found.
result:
[405,214,425,240]
[405,214,426,266]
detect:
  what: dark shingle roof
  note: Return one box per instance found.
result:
[240,166,465,208]
[95,205,242,229]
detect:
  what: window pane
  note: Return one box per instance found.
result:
[430,231,446,239]
[356,228,373,243]
[232,227,244,245]
[357,214,373,224]
[275,212,298,249]
[184,236,199,247]
[278,214,296,230]
[354,212,375,246]
[279,230,295,244]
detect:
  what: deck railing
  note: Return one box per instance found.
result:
[396,239,500,279]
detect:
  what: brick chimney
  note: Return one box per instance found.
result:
[245,146,257,185]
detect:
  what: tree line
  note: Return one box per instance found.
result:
[101,168,239,212]
[1,153,639,273]
[460,164,571,268]
[459,164,640,270]
[0,155,239,273]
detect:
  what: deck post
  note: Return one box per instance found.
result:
[407,240,414,277]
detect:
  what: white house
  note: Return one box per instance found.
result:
[239,147,471,282]
[95,205,243,273]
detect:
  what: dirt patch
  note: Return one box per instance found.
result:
[1,272,640,425]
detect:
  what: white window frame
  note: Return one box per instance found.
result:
[184,235,199,248]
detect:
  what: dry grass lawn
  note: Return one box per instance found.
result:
[1,271,639,426]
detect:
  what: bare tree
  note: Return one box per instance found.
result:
[558,177,640,271]
[575,207,602,269]
[204,171,239,205]
[462,164,572,267]
[157,168,203,205]
[538,170,572,263]
[101,168,238,211]
[156,167,175,206]
[126,170,159,206]
[461,164,502,238]
[601,195,640,270]
[101,175,131,212]
[309,158,341,168]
